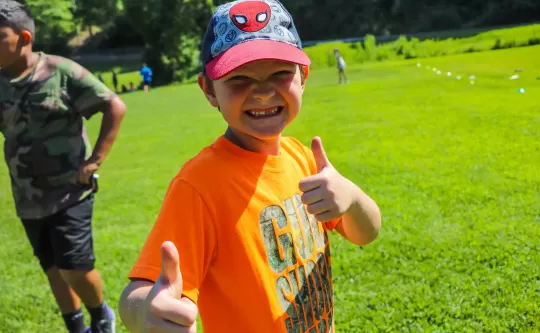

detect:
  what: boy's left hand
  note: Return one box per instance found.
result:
[78,161,99,185]
[299,137,356,222]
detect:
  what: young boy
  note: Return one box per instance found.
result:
[119,1,381,332]
[0,2,126,332]
[334,48,348,84]
[139,63,152,93]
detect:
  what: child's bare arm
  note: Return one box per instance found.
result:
[336,185,381,246]
[119,280,154,331]
[119,242,198,333]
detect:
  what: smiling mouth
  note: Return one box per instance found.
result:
[245,106,284,118]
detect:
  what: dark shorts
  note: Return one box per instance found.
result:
[21,194,96,272]
[143,80,152,86]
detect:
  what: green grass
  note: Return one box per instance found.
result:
[1,45,540,332]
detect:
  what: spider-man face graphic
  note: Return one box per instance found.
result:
[229,1,271,32]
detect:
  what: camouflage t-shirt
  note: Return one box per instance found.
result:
[0,52,116,220]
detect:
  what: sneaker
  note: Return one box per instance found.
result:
[91,305,116,333]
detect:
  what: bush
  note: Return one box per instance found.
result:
[363,34,377,61]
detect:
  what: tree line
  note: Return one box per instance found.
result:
[17,0,540,84]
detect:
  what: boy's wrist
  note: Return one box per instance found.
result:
[87,153,105,166]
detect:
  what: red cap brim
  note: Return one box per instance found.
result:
[205,39,311,80]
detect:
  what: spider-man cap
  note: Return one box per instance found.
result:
[201,0,311,80]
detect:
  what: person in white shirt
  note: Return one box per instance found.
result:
[334,48,349,84]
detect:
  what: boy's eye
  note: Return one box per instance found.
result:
[227,75,250,81]
[274,71,293,76]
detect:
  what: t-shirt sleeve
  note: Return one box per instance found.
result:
[61,59,116,119]
[296,138,343,232]
[128,177,217,304]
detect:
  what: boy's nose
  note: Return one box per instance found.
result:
[252,83,275,102]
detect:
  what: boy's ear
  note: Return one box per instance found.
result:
[301,66,309,91]
[303,66,310,80]
[197,72,219,108]
[21,30,33,45]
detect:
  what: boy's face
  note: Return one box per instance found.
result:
[0,26,23,68]
[200,60,306,145]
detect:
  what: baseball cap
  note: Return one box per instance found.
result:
[201,0,311,80]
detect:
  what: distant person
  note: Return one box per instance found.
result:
[0,1,126,333]
[121,84,128,93]
[334,48,349,84]
[111,70,118,93]
[129,82,134,92]
[139,63,152,93]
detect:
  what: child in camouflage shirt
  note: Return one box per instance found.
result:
[0,2,126,332]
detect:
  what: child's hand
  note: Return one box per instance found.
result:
[139,241,198,332]
[299,137,356,222]
[77,161,99,185]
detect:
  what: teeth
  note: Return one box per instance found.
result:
[248,107,279,117]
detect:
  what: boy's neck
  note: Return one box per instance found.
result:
[5,51,39,79]
[224,127,281,156]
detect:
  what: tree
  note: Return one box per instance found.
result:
[72,0,119,36]
[20,0,74,52]
[123,0,214,85]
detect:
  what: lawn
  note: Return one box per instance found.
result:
[0,45,539,332]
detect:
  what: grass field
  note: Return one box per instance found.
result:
[1,45,539,332]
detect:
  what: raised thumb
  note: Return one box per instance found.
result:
[160,241,183,296]
[311,136,331,172]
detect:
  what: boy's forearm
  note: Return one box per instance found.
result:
[88,96,127,165]
[341,183,381,246]
[119,282,153,333]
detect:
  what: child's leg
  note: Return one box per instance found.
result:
[143,81,151,93]
[47,268,89,333]
[340,69,346,83]
[21,216,87,333]
[46,267,82,313]
[51,194,116,333]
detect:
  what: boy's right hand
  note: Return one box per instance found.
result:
[138,241,198,332]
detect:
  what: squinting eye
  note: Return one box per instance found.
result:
[274,71,293,76]
[228,75,249,81]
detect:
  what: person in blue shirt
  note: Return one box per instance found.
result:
[139,63,153,93]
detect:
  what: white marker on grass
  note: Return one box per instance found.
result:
[456,76,462,80]
[447,72,452,76]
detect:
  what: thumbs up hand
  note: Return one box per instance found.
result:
[299,137,356,223]
[139,241,198,332]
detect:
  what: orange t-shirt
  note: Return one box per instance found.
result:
[129,136,342,333]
